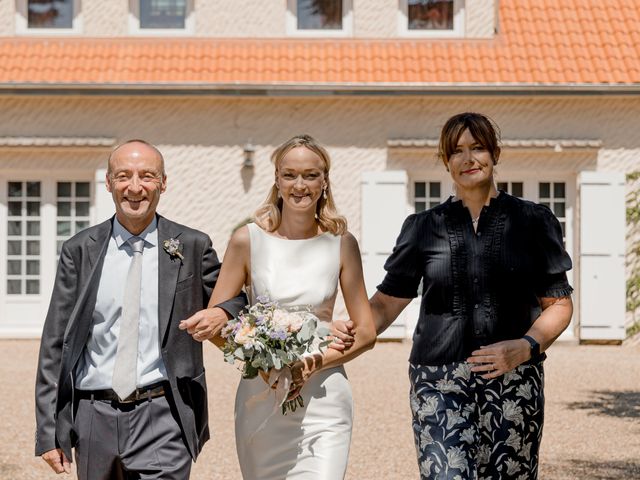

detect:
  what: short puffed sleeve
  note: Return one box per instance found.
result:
[377,214,423,299]
[532,204,574,298]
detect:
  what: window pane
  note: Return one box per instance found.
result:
[540,202,550,209]
[57,182,72,197]
[414,182,426,198]
[27,240,40,256]
[512,182,523,198]
[57,221,71,236]
[497,182,507,191]
[76,182,90,197]
[415,201,426,212]
[408,0,454,30]
[27,260,40,275]
[28,0,73,28]
[297,0,342,30]
[27,201,40,216]
[8,182,22,197]
[57,240,65,255]
[8,221,21,236]
[539,182,550,198]
[429,182,440,198]
[26,181,41,197]
[554,202,566,218]
[58,201,71,216]
[429,201,440,208]
[26,280,40,295]
[76,201,90,216]
[76,220,89,231]
[140,0,186,29]
[27,221,40,236]
[554,182,565,198]
[8,202,22,216]
[7,279,21,295]
[7,260,21,275]
[8,240,21,256]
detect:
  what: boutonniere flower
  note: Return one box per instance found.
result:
[163,238,184,260]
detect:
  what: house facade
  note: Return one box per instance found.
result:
[0,0,638,341]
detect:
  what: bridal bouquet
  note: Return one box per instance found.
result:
[220,295,331,414]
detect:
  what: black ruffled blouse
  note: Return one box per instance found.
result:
[378,192,573,366]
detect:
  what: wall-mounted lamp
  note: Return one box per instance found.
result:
[243,141,256,169]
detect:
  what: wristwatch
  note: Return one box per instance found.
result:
[522,335,540,359]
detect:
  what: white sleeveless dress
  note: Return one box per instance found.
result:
[234,223,353,480]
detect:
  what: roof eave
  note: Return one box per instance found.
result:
[1,82,640,96]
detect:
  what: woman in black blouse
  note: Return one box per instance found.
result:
[334,112,573,479]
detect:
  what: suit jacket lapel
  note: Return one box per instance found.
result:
[157,215,183,345]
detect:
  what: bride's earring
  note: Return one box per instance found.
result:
[323,187,328,200]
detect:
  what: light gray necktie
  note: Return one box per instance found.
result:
[112,236,144,400]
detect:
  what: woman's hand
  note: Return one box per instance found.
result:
[329,320,355,351]
[467,339,532,379]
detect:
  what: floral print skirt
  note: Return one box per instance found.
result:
[409,361,544,479]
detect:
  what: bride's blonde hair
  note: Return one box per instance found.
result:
[254,134,347,235]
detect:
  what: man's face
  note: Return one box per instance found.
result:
[106,142,166,232]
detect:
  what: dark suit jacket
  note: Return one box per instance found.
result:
[35,215,245,461]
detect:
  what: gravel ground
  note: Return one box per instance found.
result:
[1,340,639,479]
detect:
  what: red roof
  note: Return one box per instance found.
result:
[0,0,638,88]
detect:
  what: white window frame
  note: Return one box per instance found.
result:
[16,0,83,35]
[286,0,353,37]
[128,0,195,36]
[398,0,465,38]
[0,173,95,337]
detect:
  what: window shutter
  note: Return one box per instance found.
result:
[361,171,409,339]
[578,171,626,341]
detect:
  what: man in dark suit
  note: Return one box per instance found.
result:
[35,140,244,479]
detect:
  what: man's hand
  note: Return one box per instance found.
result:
[42,448,71,474]
[179,307,230,342]
[467,339,531,380]
[329,320,355,352]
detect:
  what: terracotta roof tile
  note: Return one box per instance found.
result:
[0,0,638,87]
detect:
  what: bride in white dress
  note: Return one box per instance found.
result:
[184,134,376,479]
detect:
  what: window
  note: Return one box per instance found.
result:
[287,0,352,36]
[399,0,464,37]
[297,0,342,30]
[129,0,193,34]
[27,0,73,28]
[408,0,453,30]
[539,182,567,240]
[6,182,41,295]
[497,182,523,198]
[16,0,81,34]
[56,182,91,255]
[414,181,441,213]
[140,0,186,29]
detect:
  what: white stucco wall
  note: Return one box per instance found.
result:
[84,0,129,36]
[466,0,496,38]
[0,0,497,38]
[1,94,639,247]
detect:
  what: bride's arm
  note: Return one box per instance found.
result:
[179,226,250,347]
[293,232,376,384]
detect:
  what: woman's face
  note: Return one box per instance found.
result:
[276,146,326,214]
[445,128,495,191]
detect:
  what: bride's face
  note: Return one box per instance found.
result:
[276,146,327,214]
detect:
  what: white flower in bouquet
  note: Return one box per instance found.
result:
[221,295,331,414]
